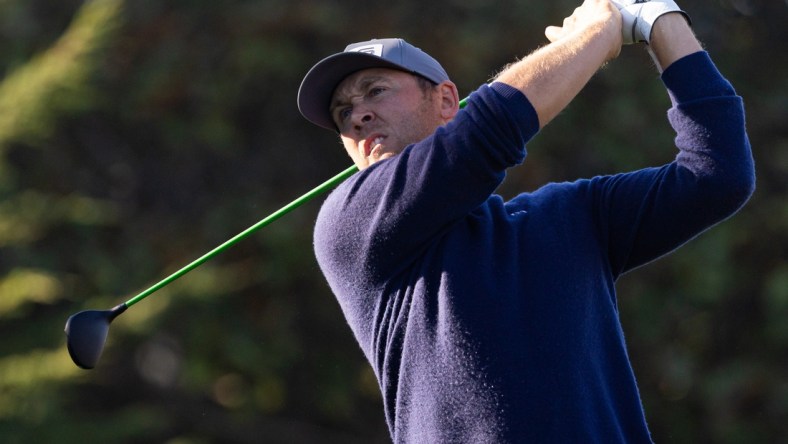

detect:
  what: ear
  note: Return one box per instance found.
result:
[437,81,460,122]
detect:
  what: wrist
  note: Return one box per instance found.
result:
[599,14,625,61]
[572,14,623,63]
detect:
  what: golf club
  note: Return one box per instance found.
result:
[65,164,357,369]
[65,97,468,369]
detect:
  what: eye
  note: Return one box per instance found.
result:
[369,86,385,97]
[337,107,352,122]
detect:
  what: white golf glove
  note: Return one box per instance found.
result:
[611,0,691,44]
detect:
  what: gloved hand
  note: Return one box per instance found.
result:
[610,0,691,44]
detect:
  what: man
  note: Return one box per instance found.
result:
[297,0,755,442]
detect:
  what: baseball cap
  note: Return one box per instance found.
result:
[297,38,450,131]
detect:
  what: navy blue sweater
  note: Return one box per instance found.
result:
[313,52,755,443]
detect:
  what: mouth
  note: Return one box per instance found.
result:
[363,135,386,157]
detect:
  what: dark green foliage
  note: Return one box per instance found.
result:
[0,0,784,442]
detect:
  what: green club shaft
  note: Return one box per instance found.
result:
[124,164,359,307]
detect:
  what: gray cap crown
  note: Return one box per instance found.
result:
[297,38,449,131]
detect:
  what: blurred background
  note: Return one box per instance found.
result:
[0,0,785,442]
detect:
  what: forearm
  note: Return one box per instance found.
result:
[493,1,621,128]
[647,12,703,72]
[493,26,615,127]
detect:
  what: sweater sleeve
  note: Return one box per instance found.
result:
[599,51,756,275]
[314,84,539,289]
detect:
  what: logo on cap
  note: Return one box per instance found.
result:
[349,44,383,57]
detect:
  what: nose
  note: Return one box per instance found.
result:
[350,105,374,131]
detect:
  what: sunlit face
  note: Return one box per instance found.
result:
[330,68,447,170]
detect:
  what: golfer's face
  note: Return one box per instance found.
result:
[331,68,443,169]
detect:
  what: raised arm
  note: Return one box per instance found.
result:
[493,0,622,128]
